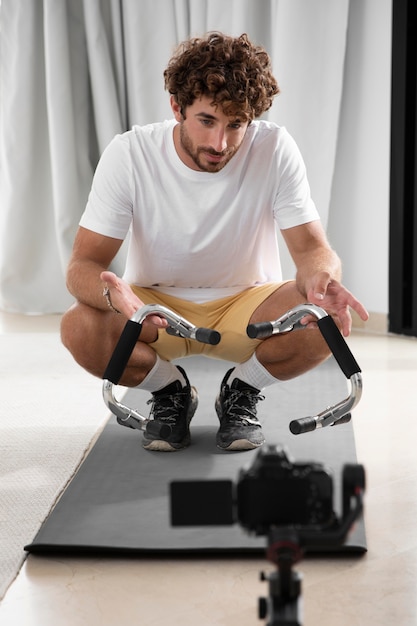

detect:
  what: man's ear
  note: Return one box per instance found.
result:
[170,96,183,122]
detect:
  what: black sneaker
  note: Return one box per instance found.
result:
[143,366,198,451]
[215,368,265,451]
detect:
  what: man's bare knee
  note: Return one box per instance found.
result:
[60,303,115,377]
[60,304,79,353]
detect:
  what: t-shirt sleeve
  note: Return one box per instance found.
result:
[79,134,134,239]
[273,129,320,229]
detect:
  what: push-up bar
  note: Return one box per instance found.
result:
[102,303,362,436]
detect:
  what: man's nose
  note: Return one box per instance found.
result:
[211,128,227,152]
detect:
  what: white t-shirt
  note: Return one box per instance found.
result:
[80,118,319,303]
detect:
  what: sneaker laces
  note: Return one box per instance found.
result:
[147,391,188,424]
[223,388,264,426]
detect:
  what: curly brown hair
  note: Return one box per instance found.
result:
[164,32,279,121]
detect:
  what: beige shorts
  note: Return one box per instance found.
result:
[130,282,289,363]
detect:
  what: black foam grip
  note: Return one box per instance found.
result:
[246,322,274,339]
[195,327,221,345]
[317,316,361,379]
[102,320,142,384]
[289,416,317,435]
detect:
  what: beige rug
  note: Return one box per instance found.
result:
[0,332,107,600]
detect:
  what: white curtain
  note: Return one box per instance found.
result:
[0,0,349,313]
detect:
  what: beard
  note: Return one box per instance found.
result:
[178,123,239,173]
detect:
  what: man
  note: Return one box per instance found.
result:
[61,32,368,452]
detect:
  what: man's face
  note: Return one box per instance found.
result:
[171,96,249,173]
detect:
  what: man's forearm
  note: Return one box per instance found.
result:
[66,259,110,311]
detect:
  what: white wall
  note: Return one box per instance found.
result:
[328,0,392,316]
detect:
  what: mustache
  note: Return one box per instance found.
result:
[199,147,232,157]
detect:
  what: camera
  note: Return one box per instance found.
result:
[170,445,365,626]
[170,445,337,535]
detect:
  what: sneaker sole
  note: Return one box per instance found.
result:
[143,387,198,452]
[217,438,264,451]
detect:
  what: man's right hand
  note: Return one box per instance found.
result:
[100,271,168,329]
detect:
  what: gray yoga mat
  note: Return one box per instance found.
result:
[25,356,366,555]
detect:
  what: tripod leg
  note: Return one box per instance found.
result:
[259,568,303,626]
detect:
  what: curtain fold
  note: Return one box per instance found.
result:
[83,0,126,151]
[0,1,72,312]
[44,0,94,274]
[0,0,349,313]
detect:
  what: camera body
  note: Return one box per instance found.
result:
[237,446,334,535]
[170,445,334,535]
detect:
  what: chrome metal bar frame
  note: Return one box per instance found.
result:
[102,303,363,434]
[102,304,220,431]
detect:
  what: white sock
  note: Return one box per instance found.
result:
[136,356,187,392]
[228,353,279,390]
